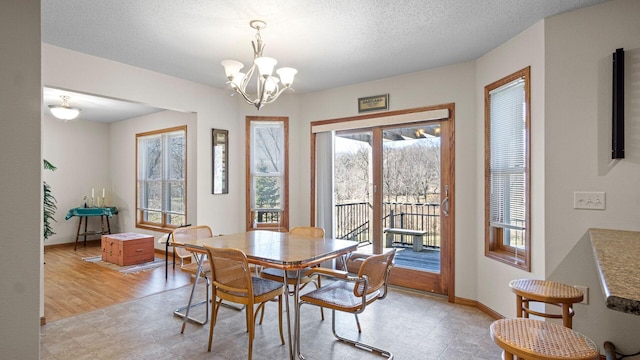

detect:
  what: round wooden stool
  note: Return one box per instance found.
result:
[509,279,584,328]
[490,318,599,360]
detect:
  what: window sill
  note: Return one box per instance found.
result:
[485,250,530,272]
[136,224,172,234]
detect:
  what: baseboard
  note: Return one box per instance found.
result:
[44,239,101,250]
[454,296,504,320]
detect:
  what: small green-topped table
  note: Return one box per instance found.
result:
[65,207,118,250]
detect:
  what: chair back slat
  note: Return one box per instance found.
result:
[171,225,213,245]
[355,249,395,297]
[205,246,252,298]
[290,226,325,238]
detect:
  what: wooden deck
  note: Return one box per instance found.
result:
[394,247,441,273]
[355,244,441,273]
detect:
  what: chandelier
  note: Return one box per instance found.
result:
[48,95,80,120]
[221,20,297,110]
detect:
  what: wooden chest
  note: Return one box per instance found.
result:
[101,233,154,266]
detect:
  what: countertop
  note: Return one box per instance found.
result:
[589,228,640,315]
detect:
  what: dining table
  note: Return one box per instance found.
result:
[180,230,359,360]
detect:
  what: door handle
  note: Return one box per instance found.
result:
[441,197,449,216]
[441,185,450,216]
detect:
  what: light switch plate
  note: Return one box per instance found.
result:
[574,285,589,304]
[574,191,605,210]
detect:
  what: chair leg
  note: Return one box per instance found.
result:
[330,310,393,359]
[177,274,209,333]
[278,294,284,344]
[256,302,267,325]
[354,314,361,333]
[316,277,324,321]
[248,302,255,360]
[208,297,222,352]
[297,305,393,359]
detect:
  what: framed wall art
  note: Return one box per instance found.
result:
[358,94,389,113]
[212,129,229,194]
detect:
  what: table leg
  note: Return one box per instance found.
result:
[293,270,302,359]
[74,216,83,251]
[106,216,112,234]
[165,234,169,280]
[83,216,88,247]
[283,270,295,360]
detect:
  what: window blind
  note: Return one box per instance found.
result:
[489,78,526,232]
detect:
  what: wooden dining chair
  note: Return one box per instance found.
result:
[297,249,396,359]
[171,225,214,332]
[203,245,285,360]
[259,226,325,320]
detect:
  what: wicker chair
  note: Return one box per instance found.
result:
[204,246,285,360]
[171,225,213,333]
[297,249,396,359]
[259,226,326,320]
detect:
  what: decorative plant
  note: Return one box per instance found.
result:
[43,159,57,241]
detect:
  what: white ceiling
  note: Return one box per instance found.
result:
[41,0,610,122]
[43,87,163,123]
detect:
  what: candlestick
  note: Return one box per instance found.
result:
[102,187,105,198]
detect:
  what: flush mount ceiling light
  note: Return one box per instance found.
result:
[49,95,80,120]
[221,20,297,110]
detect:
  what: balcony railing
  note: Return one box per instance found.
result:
[255,202,441,249]
[335,201,441,248]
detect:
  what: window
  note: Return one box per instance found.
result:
[246,117,289,231]
[136,126,186,230]
[484,67,531,271]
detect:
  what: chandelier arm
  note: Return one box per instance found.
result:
[231,84,259,106]
[240,64,256,91]
[262,85,293,106]
[256,77,268,109]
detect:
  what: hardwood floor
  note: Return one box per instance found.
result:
[43,241,191,323]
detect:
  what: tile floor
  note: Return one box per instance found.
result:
[41,285,503,359]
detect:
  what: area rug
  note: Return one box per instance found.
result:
[82,256,170,274]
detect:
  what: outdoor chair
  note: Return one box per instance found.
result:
[297,249,396,359]
[171,225,213,333]
[203,245,285,360]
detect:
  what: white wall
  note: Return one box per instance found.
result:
[109,110,197,246]
[475,21,547,317]
[42,44,244,238]
[296,62,479,299]
[544,0,640,352]
[0,0,41,358]
[42,115,111,245]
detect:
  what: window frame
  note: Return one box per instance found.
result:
[484,67,531,271]
[136,125,187,232]
[246,116,289,231]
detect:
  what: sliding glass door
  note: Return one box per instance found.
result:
[330,119,452,295]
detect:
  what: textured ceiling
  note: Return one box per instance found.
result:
[41,0,610,121]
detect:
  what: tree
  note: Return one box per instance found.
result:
[254,162,280,209]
